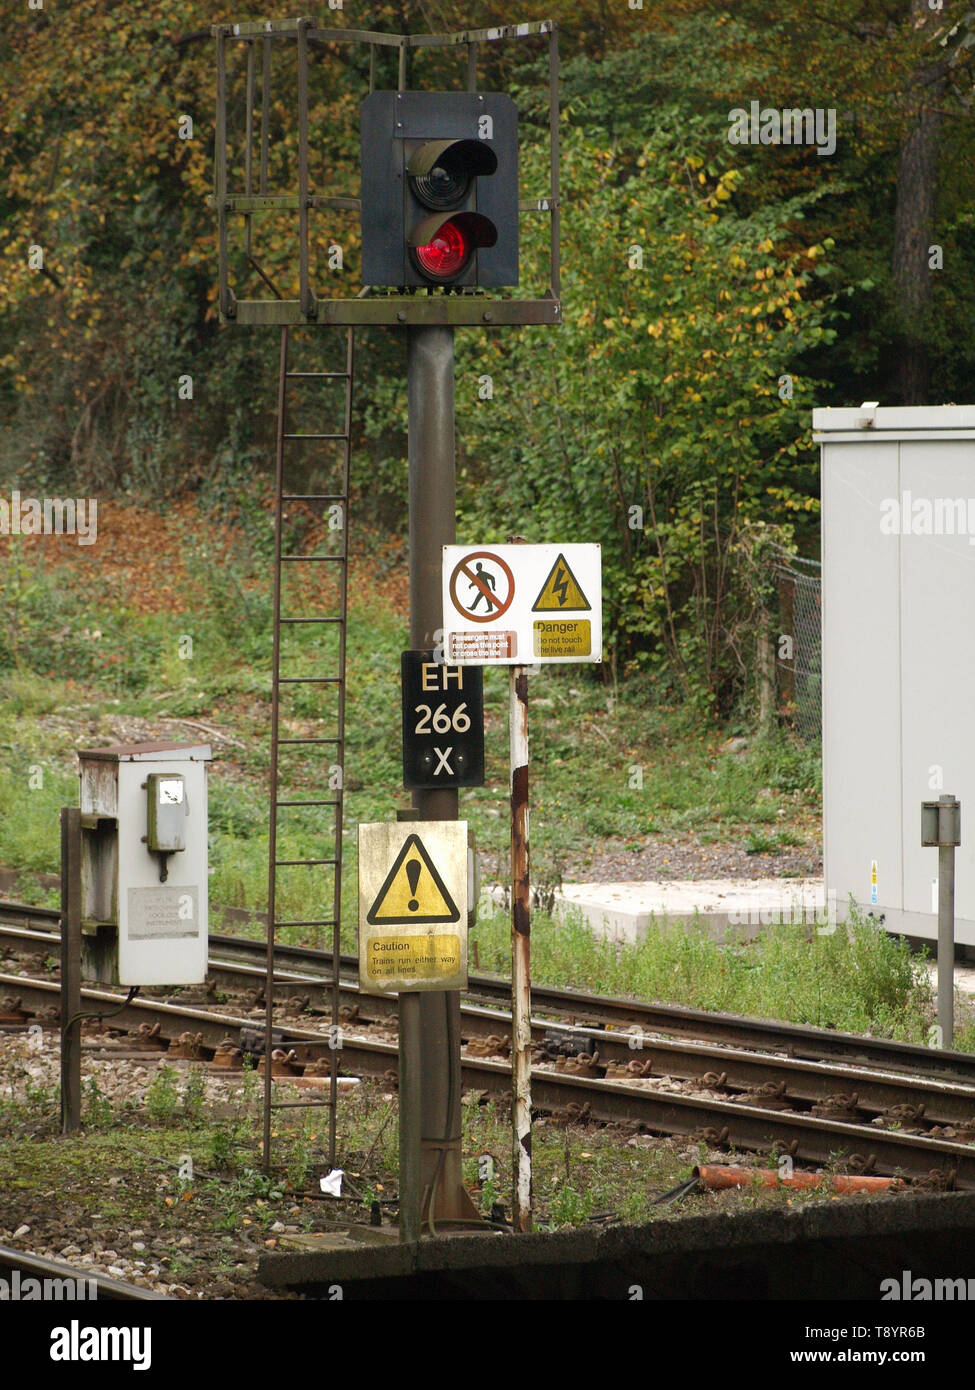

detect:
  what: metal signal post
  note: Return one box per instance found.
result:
[402,326,481,1237]
[210,14,561,1238]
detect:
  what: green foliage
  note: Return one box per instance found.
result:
[5,2,971,706]
[547,1183,595,1227]
[82,1078,114,1130]
[145,1065,181,1123]
[451,121,837,706]
[473,903,933,1041]
[230,1168,284,1203]
[207,1127,238,1173]
[0,763,76,875]
[182,1067,208,1124]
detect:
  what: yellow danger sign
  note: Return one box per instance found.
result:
[532,552,592,612]
[533,619,591,658]
[365,934,462,982]
[366,833,460,926]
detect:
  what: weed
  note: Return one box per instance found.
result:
[548,1183,595,1226]
[182,1067,207,1123]
[479,1176,499,1215]
[208,1128,237,1172]
[233,1168,284,1202]
[146,1065,180,1123]
[82,1077,113,1129]
[745,830,780,855]
[285,1121,312,1192]
[469,902,933,1043]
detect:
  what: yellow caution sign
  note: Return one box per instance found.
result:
[531,552,592,612]
[366,833,460,925]
[366,934,462,982]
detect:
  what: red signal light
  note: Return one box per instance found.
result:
[408,211,498,285]
[413,218,472,281]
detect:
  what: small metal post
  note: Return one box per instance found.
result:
[939,834,955,1048]
[921,794,960,1049]
[60,807,83,1134]
[297,19,313,318]
[510,665,532,1231]
[466,42,477,93]
[244,40,255,257]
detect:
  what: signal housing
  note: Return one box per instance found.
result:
[360,91,519,289]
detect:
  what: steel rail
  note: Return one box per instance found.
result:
[3,903,975,1085]
[0,1244,171,1301]
[4,932,975,1124]
[3,968,975,1189]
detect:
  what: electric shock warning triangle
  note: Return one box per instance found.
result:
[366,833,460,925]
[531,552,592,612]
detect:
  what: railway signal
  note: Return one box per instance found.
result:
[360,91,519,289]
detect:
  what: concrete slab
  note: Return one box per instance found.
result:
[555,877,826,943]
[483,874,975,1001]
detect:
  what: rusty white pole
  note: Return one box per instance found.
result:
[510,664,532,1231]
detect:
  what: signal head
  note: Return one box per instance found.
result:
[360,92,518,289]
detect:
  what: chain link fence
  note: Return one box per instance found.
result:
[771,547,822,742]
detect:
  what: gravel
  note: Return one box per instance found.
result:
[560,832,822,885]
[0,1033,303,1299]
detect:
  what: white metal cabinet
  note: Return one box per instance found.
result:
[815,407,975,946]
[79,741,211,984]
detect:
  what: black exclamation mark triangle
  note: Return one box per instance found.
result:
[367,833,460,924]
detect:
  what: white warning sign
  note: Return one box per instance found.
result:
[443,543,601,666]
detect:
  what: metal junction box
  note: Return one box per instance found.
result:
[78,742,212,985]
[815,405,975,947]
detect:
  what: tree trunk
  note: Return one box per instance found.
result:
[890,0,947,404]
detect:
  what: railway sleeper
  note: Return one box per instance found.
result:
[604,1059,655,1079]
[553,1051,602,1078]
[0,994,29,1024]
[927,1118,975,1143]
[871,1102,928,1134]
[168,1031,205,1060]
[257,1047,301,1077]
[543,1100,592,1129]
[212,1036,243,1069]
[135,1022,166,1050]
[466,1033,510,1059]
[810,1092,860,1121]
[731,1080,792,1110]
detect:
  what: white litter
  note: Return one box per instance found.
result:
[319,1169,344,1196]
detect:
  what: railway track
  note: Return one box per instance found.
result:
[5,895,975,1083]
[4,904,975,1189]
[0,1244,170,1301]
